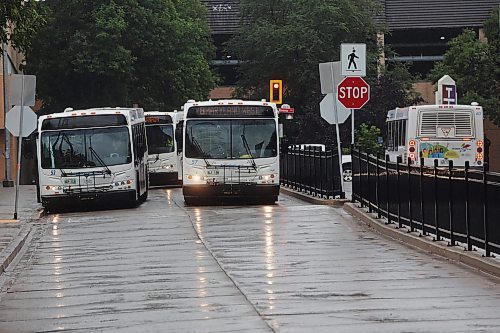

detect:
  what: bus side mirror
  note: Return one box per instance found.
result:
[175,122,184,153]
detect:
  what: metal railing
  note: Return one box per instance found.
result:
[280,142,344,199]
[352,148,500,257]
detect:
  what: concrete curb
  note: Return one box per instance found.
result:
[280,187,349,207]
[344,202,500,279]
[0,224,32,274]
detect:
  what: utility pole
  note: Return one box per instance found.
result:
[2,42,13,187]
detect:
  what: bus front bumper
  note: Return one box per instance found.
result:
[41,189,137,207]
[183,184,279,199]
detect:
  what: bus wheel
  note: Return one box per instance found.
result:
[140,190,148,202]
[184,197,197,206]
[262,196,277,205]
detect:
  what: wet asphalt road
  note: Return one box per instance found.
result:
[0,188,500,332]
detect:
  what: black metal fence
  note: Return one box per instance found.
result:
[352,148,500,257]
[280,142,344,198]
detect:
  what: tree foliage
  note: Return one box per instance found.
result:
[355,123,382,153]
[227,0,422,147]
[24,0,217,113]
[429,9,499,123]
[228,0,380,112]
[1,0,45,53]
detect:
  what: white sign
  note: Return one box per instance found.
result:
[5,106,38,137]
[320,93,350,125]
[435,75,457,105]
[341,43,366,77]
[319,61,344,94]
[11,74,36,107]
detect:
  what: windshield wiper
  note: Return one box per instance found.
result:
[192,137,211,167]
[88,146,111,175]
[241,134,257,170]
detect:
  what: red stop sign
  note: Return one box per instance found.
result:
[337,77,370,109]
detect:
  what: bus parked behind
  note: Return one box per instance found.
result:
[145,111,183,185]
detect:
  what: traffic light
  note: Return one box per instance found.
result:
[269,80,282,104]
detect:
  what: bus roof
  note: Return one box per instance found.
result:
[386,104,482,121]
[38,107,145,130]
[183,99,278,118]
[184,99,277,108]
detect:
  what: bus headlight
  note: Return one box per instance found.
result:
[187,175,205,183]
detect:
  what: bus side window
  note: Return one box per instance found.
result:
[175,121,184,153]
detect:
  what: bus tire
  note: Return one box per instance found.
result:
[262,196,278,205]
[184,197,197,206]
[140,190,148,202]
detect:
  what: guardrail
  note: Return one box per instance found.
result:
[352,148,500,257]
[280,143,344,199]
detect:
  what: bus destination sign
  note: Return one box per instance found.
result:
[145,115,173,124]
[187,105,274,118]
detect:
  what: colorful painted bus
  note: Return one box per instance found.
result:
[386,104,484,167]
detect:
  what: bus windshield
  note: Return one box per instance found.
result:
[146,124,174,154]
[41,127,131,169]
[185,119,277,159]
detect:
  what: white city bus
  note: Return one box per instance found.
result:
[386,104,484,167]
[182,99,280,204]
[145,111,183,185]
[37,107,149,210]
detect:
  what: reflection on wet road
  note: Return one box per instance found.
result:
[0,189,499,332]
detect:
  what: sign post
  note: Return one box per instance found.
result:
[340,44,367,145]
[5,75,37,219]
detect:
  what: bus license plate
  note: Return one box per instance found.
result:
[64,178,77,185]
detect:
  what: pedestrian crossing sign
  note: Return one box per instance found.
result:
[341,43,366,77]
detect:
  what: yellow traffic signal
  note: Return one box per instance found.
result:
[269,80,283,104]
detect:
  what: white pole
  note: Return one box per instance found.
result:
[2,42,12,186]
[351,109,354,145]
[13,76,25,219]
[331,65,345,197]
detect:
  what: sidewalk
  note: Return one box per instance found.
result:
[0,185,41,274]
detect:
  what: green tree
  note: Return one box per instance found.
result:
[355,123,382,153]
[228,0,380,114]
[24,0,217,113]
[1,0,45,53]
[429,10,499,123]
[227,0,423,148]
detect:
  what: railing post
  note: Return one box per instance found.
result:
[385,154,391,224]
[408,157,414,232]
[359,150,364,208]
[483,166,490,257]
[433,159,440,241]
[307,146,312,194]
[331,145,336,199]
[367,151,372,213]
[420,157,426,236]
[299,147,304,193]
[313,147,318,196]
[351,145,356,203]
[376,152,381,219]
[465,161,472,251]
[319,148,324,198]
[396,156,402,228]
[448,160,455,246]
